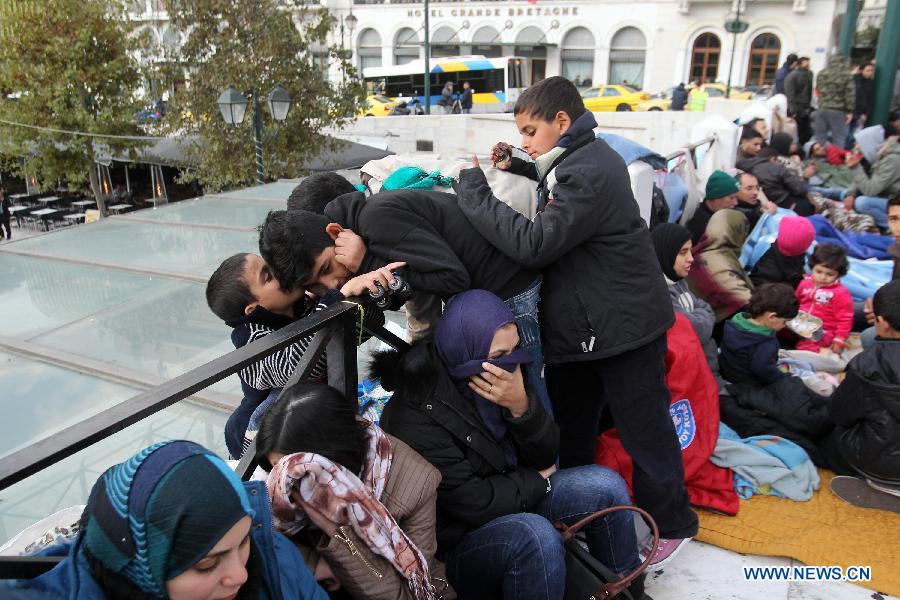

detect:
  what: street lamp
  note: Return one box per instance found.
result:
[217,85,293,185]
[724,1,749,99]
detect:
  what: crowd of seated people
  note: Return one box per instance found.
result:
[5,74,900,600]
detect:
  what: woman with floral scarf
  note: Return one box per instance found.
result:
[255,383,452,600]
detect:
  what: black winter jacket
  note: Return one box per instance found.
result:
[455,133,673,363]
[325,190,538,301]
[686,202,715,244]
[830,339,900,481]
[784,68,813,116]
[719,318,785,386]
[749,245,807,289]
[722,377,832,466]
[736,155,808,208]
[374,343,558,554]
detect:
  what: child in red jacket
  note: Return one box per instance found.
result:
[795,243,853,353]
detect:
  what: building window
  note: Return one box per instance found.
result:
[515,26,547,84]
[745,33,781,87]
[357,28,382,73]
[690,32,720,84]
[472,25,502,58]
[560,27,595,89]
[431,26,460,58]
[393,27,419,65]
[609,27,646,89]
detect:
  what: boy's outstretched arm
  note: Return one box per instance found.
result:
[454,162,602,269]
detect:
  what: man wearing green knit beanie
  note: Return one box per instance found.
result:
[686,170,741,243]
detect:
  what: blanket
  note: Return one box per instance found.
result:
[697,469,900,596]
[711,423,820,500]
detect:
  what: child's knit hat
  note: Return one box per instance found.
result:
[705,170,740,200]
[776,216,815,257]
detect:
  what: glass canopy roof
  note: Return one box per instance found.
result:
[0,182,316,543]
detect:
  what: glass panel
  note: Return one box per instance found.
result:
[126,196,277,229]
[0,254,159,339]
[0,399,228,545]
[0,352,140,459]
[8,220,257,278]
[31,282,242,396]
[213,181,298,201]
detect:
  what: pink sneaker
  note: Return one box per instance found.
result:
[641,537,692,567]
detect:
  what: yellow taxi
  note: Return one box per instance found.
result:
[580,85,651,112]
[704,83,753,100]
[357,94,397,117]
[635,83,753,111]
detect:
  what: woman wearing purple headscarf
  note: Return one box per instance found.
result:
[374,290,647,600]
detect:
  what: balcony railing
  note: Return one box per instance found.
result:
[0,301,408,579]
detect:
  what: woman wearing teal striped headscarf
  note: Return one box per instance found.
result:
[3,440,327,600]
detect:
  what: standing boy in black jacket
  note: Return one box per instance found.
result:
[454,76,698,565]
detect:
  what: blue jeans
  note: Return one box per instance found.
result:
[504,277,553,418]
[854,196,889,230]
[446,465,641,600]
[808,186,847,201]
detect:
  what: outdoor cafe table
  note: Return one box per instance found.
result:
[9,193,29,202]
[108,203,132,214]
[8,205,30,227]
[36,196,62,205]
[30,208,59,231]
[64,213,86,224]
[71,199,96,208]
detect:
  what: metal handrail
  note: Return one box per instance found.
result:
[665,134,717,167]
[0,301,411,579]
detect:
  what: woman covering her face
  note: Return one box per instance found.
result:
[374,289,647,600]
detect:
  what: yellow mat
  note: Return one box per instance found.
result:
[696,470,900,596]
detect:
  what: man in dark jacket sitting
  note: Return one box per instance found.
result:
[686,170,740,243]
[823,280,900,482]
[737,129,814,216]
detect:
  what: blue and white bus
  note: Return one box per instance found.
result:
[363,55,528,113]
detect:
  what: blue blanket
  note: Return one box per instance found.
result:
[596,133,668,170]
[808,215,892,260]
[711,423,820,501]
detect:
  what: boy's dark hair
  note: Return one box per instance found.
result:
[206,253,254,321]
[740,126,763,142]
[888,196,900,210]
[258,210,333,292]
[786,53,798,65]
[808,243,849,276]
[758,146,778,160]
[746,283,799,319]
[873,279,900,331]
[513,76,586,122]
[287,172,356,214]
[255,382,367,474]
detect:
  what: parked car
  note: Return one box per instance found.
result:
[636,82,753,111]
[704,83,753,100]
[637,87,675,111]
[580,85,651,112]
[357,94,397,117]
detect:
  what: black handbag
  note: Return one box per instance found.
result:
[555,505,660,600]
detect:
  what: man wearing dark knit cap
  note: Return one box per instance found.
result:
[686,170,741,243]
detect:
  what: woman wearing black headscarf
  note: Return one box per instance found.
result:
[651,223,723,386]
[374,290,646,600]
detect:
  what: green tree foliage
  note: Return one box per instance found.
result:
[159,0,366,192]
[0,0,147,214]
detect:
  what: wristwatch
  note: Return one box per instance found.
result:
[544,477,552,494]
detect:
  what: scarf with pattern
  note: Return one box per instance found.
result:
[267,421,435,600]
